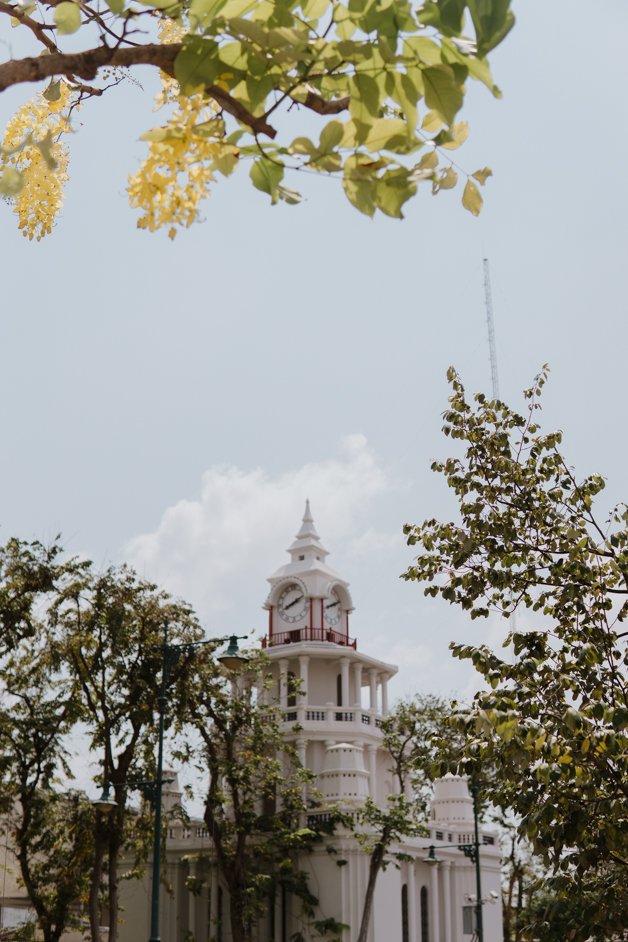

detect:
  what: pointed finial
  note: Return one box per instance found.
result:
[295,499,319,541]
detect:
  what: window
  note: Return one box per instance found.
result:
[401,884,409,942]
[287,671,297,708]
[336,674,342,706]
[420,886,429,942]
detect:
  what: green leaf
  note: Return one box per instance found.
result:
[319,120,344,153]
[365,118,409,153]
[468,0,515,56]
[348,73,382,137]
[212,144,240,176]
[435,166,457,191]
[53,1,81,35]
[105,0,125,13]
[0,167,24,196]
[276,183,303,204]
[43,79,62,103]
[175,37,221,93]
[472,166,493,185]
[423,65,463,125]
[249,157,284,203]
[342,169,375,218]
[373,168,416,219]
[462,178,483,216]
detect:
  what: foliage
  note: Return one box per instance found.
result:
[0,0,515,237]
[403,367,628,938]
[184,650,320,942]
[0,537,207,942]
[351,692,457,942]
[52,562,205,942]
[0,646,92,942]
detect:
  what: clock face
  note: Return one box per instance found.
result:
[324,589,342,626]
[277,583,307,623]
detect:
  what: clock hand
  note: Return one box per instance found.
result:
[284,595,304,610]
[325,600,340,609]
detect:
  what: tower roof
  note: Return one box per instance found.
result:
[265,501,353,609]
[287,498,330,563]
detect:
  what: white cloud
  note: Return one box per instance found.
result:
[125,434,392,625]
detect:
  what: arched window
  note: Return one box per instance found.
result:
[401,884,409,942]
[420,886,429,942]
[336,674,342,707]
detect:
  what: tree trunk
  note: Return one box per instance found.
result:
[356,844,385,942]
[228,886,248,942]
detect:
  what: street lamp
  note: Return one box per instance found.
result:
[147,628,247,942]
[421,781,485,942]
[92,629,247,942]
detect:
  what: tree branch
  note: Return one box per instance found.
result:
[0,2,58,53]
[292,88,350,115]
[0,42,278,138]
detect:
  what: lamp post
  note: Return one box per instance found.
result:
[93,630,247,942]
[422,781,485,942]
[147,629,247,942]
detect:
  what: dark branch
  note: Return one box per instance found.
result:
[0,42,278,138]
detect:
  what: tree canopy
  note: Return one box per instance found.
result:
[0,0,514,238]
[403,367,628,939]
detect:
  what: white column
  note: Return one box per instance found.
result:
[441,861,452,942]
[367,744,378,799]
[298,655,309,705]
[381,675,389,716]
[429,865,440,942]
[279,658,289,709]
[369,669,378,712]
[353,662,363,707]
[340,657,350,709]
[407,860,417,941]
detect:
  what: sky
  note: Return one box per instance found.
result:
[1,0,627,716]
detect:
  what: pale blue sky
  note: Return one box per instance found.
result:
[1,0,627,703]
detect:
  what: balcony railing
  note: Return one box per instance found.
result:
[262,626,357,649]
[280,706,385,729]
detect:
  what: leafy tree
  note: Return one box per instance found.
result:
[0,0,514,239]
[184,650,323,942]
[403,367,628,939]
[353,692,459,942]
[0,647,93,942]
[53,563,205,942]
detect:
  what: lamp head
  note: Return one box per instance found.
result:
[217,635,247,671]
[92,782,117,814]
[422,845,442,866]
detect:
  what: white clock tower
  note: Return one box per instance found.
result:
[258,502,503,942]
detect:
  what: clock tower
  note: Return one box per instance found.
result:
[261,500,397,807]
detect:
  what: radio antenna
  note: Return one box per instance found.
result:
[483,258,500,400]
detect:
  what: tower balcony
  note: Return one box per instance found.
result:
[261,626,357,649]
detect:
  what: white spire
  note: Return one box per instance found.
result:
[295,498,319,541]
[289,500,328,561]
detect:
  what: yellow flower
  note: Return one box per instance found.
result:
[128,93,227,239]
[2,83,72,241]
[128,17,238,239]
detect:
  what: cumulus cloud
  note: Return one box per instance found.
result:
[125,434,392,625]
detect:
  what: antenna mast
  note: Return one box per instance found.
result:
[483,258,500,399]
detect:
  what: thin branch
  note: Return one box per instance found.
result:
[0,2,58,53]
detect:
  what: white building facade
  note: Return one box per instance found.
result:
[121,503,502,942]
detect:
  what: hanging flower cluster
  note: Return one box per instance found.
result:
[2,83,72,241]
